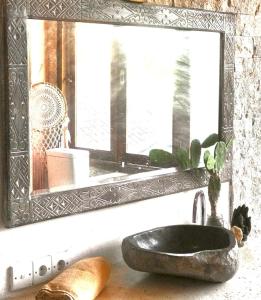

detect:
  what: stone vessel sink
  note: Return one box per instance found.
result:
[122,225,239,283]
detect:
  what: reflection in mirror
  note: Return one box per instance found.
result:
[27,20,220,195]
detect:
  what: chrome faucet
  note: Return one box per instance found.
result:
[192,190,206,225]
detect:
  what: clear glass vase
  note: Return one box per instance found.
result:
[206,192,225,227]
[207,214,224,227]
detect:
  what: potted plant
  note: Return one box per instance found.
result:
[201,134,232,226]
[149,133,232,226]
[152,133,232,226]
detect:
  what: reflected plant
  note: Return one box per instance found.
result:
[173,139,201,170]
[149,149,175,168]
[149,136,204,169]
[173,134,219,170]
[149,135,213,169]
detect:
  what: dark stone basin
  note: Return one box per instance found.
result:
[122,225,239,283]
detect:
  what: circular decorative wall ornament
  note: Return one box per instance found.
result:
[29,83,67,130]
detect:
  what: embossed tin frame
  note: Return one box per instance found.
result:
[2,0,235,227]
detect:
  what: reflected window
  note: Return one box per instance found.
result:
[74,23,220,161]
[75,24,111,151]
[27,19,221,192]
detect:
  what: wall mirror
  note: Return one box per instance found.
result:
[27,20,220,195]
[2,0,235,227]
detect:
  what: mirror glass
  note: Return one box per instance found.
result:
[27,20,221,195]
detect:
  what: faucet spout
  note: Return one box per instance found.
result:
[192,190,206,225]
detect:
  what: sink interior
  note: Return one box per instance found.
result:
[131,225,231,254]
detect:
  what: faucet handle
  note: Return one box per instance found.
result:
[192,190,206,225]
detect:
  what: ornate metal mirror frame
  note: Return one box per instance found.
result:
[1,0,235,227]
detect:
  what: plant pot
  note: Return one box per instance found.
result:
[207,214,224,227]
[207,174,224,227]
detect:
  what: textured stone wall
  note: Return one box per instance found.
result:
[233,8,261,238]
[146,0,261,237]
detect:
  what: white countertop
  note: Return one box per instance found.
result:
[10,238,261,300]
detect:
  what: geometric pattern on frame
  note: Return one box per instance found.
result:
[7,17,27,65]
[129,179,165,197]
[80,185,121,210]
[9,155,29,200]
[82,1,188,27]
[187,11,224,31]
[118,181,164,203]
[224,14,236,35]
[6,0,27,17]
[79,179,164,210]
[10,199,31,226]
[29,0,81,19]
[224,69,234,96]
[225,35,235,65]
[32,193,83,221]
[162,170,209,195]
[9,67,28,151]
[223,94,234,128]
[154,9,187,27]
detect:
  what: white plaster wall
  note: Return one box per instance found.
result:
[0,183,229,299]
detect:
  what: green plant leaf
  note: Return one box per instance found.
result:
[201,133,219,148]
[149,149,175,167]
[174,149,190,170]
[190,139,201,168]
[203,150,210,168]
[214,141,227,172]
[206,154,216,171]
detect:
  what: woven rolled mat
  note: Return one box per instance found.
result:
[36,256,111,300]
